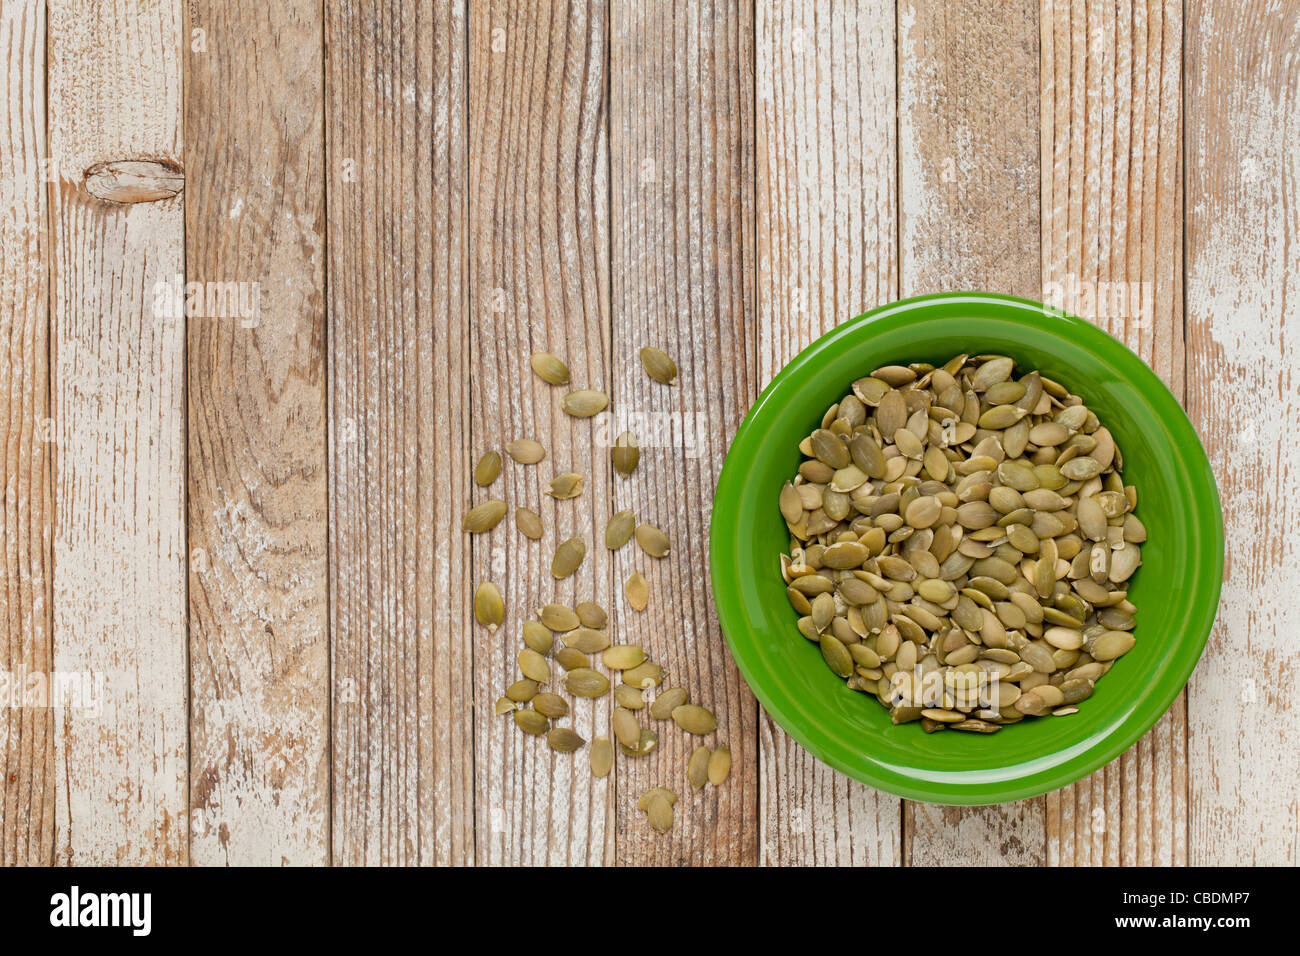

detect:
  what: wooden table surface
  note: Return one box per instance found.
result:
[1,0,1295,866]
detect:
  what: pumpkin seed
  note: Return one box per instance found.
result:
[505,679,538,702]
[548,472,585,499]
[474,451,501,486]
[518,648,551,684]
[590,737,614,777]
[634,523,671,558]
[539,604,580,631]
[671,704,717,735]
[640,346,679,385]
[612,707,641,748]
[565,668,610,698]
[626,571,649,611]
[530,352,571,385]
[649,687,688,720]
[561,389,609,417]
[474,582,504,632]
[614,684,645,709]
[603,644,647,670]
[514,709,549,735]
[575,601,607,629]
[495,697,516,715]
[563,627,610,654]
[639,787,675,833]
[620,728,659,758]
[462,499,507,533]
[547,727,586,753]
[505,438,547,464]
[623,661,663,689]
[532,692,569,718]
[555,647,588,671]
[551,537,586,578]
[522,620,553,654]
[688,746,711,790]
[605,509,636,549]
[515,507,544,539]
[612,431,640,476]
[707,746,732,785]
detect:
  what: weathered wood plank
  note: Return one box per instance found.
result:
[898,0,1046,865]
[0,0,53,866]
[1040,0,1186,867]
[1185,0,1300,866]
[325,0,473,867]
[610,0,758,866]
[469,0,613,866]
[186,0,330,865]
[754,0,902,866]
[48,0,187,865]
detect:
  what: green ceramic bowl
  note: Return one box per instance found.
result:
[710,292,1222,805]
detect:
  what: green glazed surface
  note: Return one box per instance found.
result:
[709,293,1223,805]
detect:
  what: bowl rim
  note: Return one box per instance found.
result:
[709,291,1224,805]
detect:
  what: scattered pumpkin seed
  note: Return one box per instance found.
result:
[622,661,663,689]
[505,679,538,702]
[612,707,641,748]
[474,581,504,633]
[530,352,571,386]
[462,499,507,533]
[514,709,548,735]
[649,687,688,720]
[590,737,613,777]
[625,571,649,611]
[603,644,647,670]
[548,472,586,499]
[612,431,640,476]
[640,346,679,385]
[638,787,675,832]
[505,439,547,464]
[474,451,501,486]
[614,684,645,709]
[539,604,580,631]
[707,746,731,785]
[688,746,711,790]
[563,627,610,654]
[605,509,636,549]
[565,668,610,698]
[547,727,586,752]
[522,620,553,654]
[575,601,607,629]
[620,728,659,758]
[515,507,544,539]
[671,704,717,735]
[561,389,609,418]
[551,537,586,579]
[634,523,670,558]
[532,692,569,719]
[518,648,550,684]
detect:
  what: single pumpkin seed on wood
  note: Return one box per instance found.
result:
[563,627,610,654]
[532,692,569,719]
[612,707,641,748]
[561,389,609,417]
[634,523,671,558]
[614,684,645,709]
[552,537,586,579]
[548,473,585,499]
[688,746,711,790]
[474,451,501,486]
[555,647,589,671]
[539,604,580,631]
[649,687,688,720]
[622,661,663,689]
[518,648,551,684]
[530,351,571,386]
[640,346,678,385]
[605,509,636,549]
[514,709,549,735]
[626,571,649,611]
[671,704,717,735]
[515,507,544,539]
[565,668,610,698]
[462,499,507,533]
[708,745,731,785]
[522,620,553,654]
[612,431,640,476]
[547,727,586,753]
[494,697,516,715]
[474,582,504,632]
[603,645,647,670]
[505,438,547,464]
[505,679,538,702]
[639,788,675,833]
[576,601,607,629]
[589,737,614,778]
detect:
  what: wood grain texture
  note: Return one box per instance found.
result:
[325,0,473,867]
[186,0,329,865]
[1185,0,1300,866]
[898,0,1046,865]
[48,0,187,865]
[611,0,757,866]
[469,0,613,866]
[0,0,53,866]
[1041,0,1186,867]
[755,0,902,866]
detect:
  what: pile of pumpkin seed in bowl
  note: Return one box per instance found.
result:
[466,347,732,835]
[779,354,1144,734]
